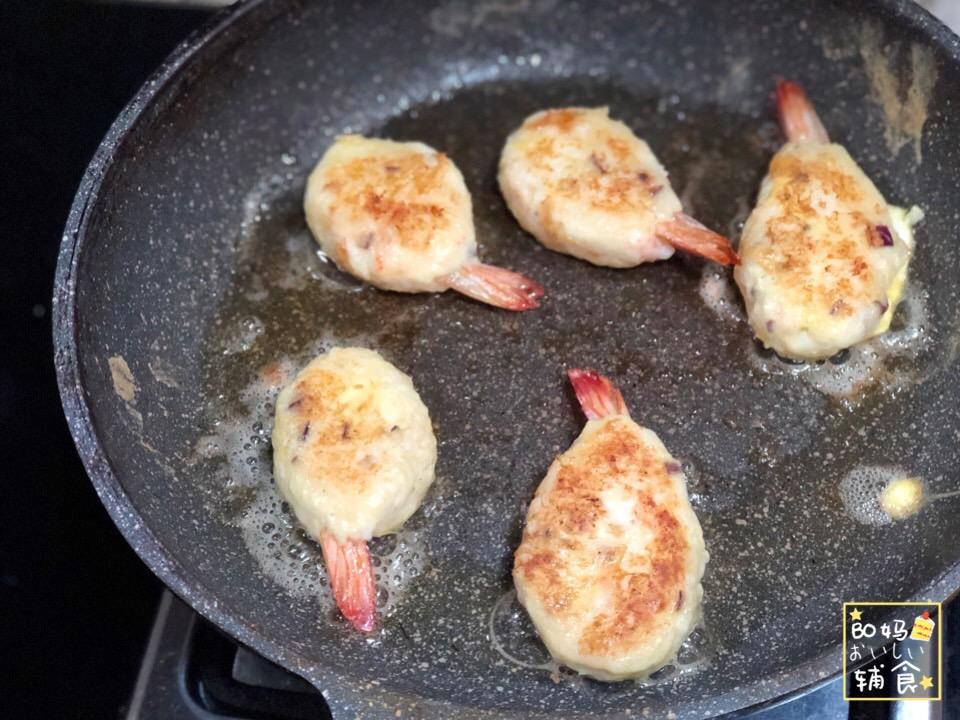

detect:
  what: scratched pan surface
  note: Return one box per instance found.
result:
[55,0,960,717]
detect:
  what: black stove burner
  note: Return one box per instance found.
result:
[128,592,331,720]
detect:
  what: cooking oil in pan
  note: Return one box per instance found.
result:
[744,283,930,406]
[698,265,742,324]
[695,204,930,408]
[195,333,431,620]
[191,76,953,694]
[238,482,429,618]
[488,589,559,674]
[840,466,960,525]
[487,588,713,686]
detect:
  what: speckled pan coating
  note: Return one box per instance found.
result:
[54,0,960,717]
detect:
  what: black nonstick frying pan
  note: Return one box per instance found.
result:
[55,0,960,717]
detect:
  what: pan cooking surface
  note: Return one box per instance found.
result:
[57,1,960,716]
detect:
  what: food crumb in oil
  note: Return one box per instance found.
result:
[840,466,926,525]
[879,477,924,520]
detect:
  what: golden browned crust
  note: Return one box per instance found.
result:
[321,152,454,253]
[514,417,689,658]
[518,109,663,214]
[752,150,886,317]
[528,108,582,133]
[282,368,390,494]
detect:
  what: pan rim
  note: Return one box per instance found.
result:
[52,0,960,716]
[50,0,339,703]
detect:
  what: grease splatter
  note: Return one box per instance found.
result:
[108,356,137,403]
[859,22,938,163]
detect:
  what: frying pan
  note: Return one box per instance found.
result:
[54,0,960,716]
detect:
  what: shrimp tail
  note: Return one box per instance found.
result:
[656,213,739,266]
[776,79,830,144]
[319,532,377,633]
[446,263,544,311]
[567,368,628,421]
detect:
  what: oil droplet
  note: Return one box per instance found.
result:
[698,265,742,324]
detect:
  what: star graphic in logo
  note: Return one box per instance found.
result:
[849,608,863,621]
[920,676,934,690]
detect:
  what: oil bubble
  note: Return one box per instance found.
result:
[840,466,916,525]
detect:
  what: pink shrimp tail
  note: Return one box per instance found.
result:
[446,263,544,311]
[319,532,377,633]
[567,369,628,420]
[776,80,829,144]
[656,213,739,266]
